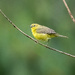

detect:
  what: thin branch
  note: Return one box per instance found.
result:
[63,0,75,23]
[0,9,75,58]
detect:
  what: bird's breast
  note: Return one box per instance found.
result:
[31,28,52,41]
[33,32,50,41]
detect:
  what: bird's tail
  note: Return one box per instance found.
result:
[56,33,68,38]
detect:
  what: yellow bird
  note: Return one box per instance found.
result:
[30,24,68,41]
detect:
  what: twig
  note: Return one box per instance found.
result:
[63,0,75,23]
[0,9,75,58]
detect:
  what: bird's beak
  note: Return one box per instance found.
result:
[30,25,32,28]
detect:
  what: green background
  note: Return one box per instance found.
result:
[0,0,75,75]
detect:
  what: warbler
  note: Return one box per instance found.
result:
[30,24,68,41]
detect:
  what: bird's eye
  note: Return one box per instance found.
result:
[34,25,35,27]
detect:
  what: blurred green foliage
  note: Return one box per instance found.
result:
[0,0,75,75]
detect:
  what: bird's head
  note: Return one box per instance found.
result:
[30,24,40,29]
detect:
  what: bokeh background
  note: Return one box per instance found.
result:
[0,0,75,75]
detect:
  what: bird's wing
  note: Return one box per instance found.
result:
[36,26,56,34]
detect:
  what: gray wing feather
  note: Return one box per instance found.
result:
[36,26,56,34]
